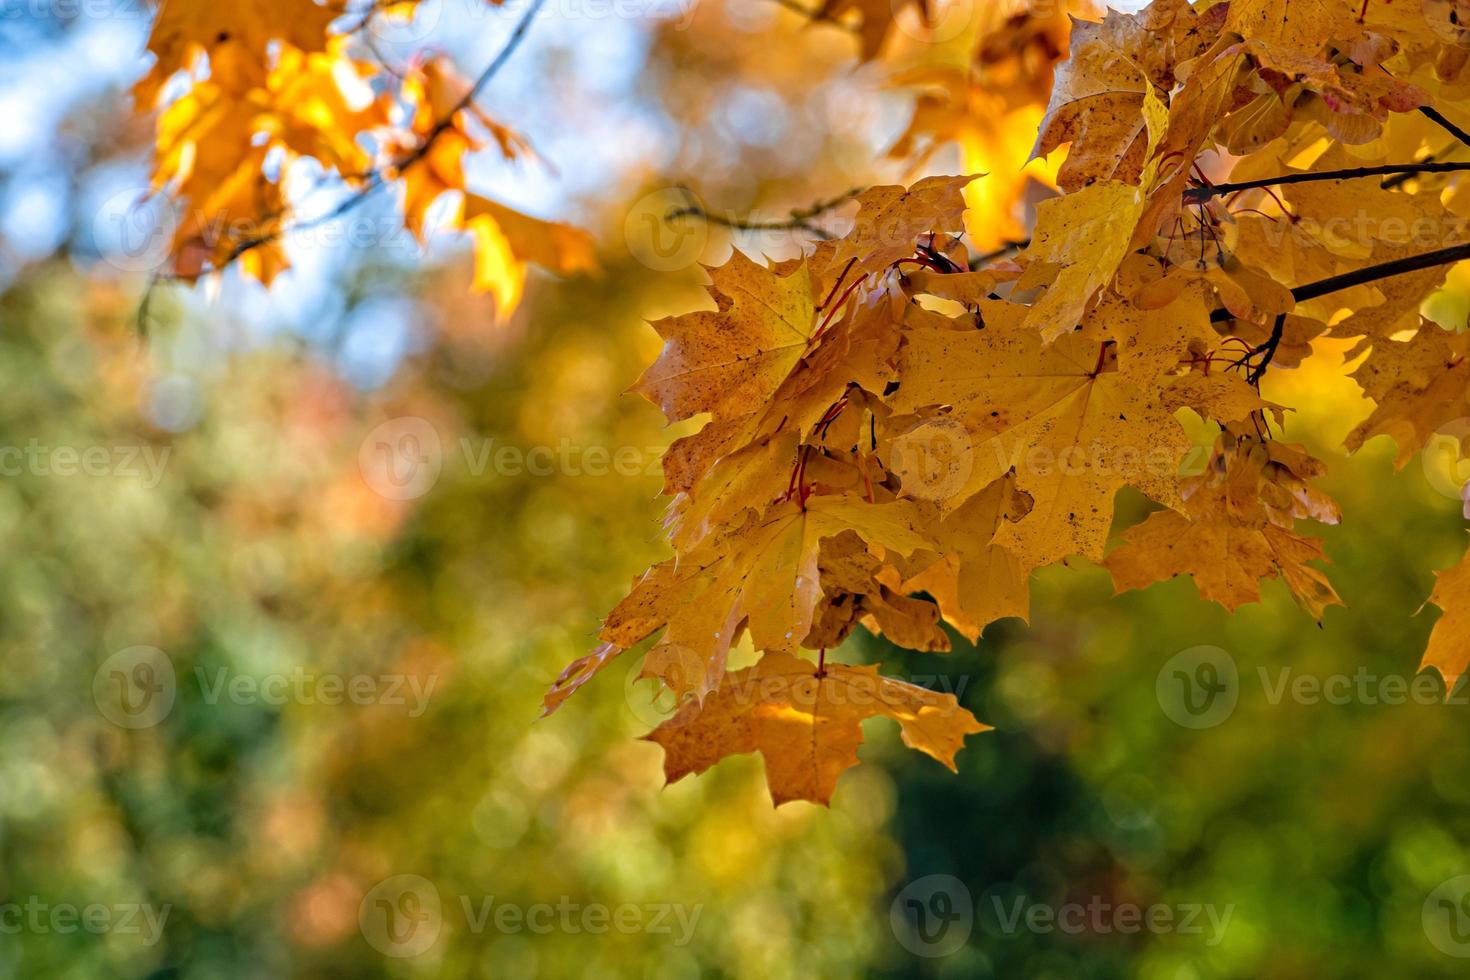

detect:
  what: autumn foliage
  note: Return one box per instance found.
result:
[133,0,1470,806]
[135,0,594,311]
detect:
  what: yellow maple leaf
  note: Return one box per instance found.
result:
[462,194,597,318]
[829,174,977,281]
[1034,0,1219,192]
[1105,428,1343,618]
[644,650,988,806]
[135,0,338,108]
[1347,322,1470,468]
[891,319,1191,569]
[634,250,819,425]
[1422,538,1470,694]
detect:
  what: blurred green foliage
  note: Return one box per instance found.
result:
[0,262,899,979]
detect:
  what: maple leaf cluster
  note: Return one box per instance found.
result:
[546,0,1470,805]
[133,0,593,313]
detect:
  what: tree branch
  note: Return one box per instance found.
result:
[1246,313,1285,385]
[224,0,548,266]
[1185,160,1470,200]
[667,187,865,242]
[1420,105,1470,148]
[1209,239,1470,323]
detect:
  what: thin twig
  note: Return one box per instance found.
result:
[968,239,1029,269]
[224,0,548,266]
[667,187,864,242]
[1246,313,1286,385]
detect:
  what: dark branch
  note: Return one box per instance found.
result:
[1185,160,1470,200]
[1383,154,1434,189]
[1209,239,1470,323]
[1420,106,1470,148]
[1246,313,1286,385]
